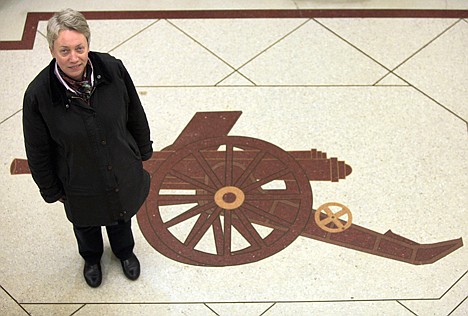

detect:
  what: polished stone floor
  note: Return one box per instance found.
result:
[0,1,467,315]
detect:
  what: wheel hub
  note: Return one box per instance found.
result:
[214,186,245,210]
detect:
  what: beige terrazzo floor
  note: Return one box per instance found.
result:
[0,1,467,315]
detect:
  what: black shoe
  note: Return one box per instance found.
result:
[83,262,102,288]
[121,254,140,280]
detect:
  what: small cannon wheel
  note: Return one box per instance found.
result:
[315,202,352,233]
[138,136,312,266]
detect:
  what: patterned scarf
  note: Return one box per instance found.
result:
[57,62,93,103]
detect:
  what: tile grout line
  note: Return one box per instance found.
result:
[312,18,393,74]
[436,269,468,300]
[107,19,161,54]
[0,109,22,125]
[390,19,462,74]
[395,270,468,316]
[259,302,276,315]
[310,16,466,112]
[165,19,238,72]
[164,19,258,87]
[447,296,467,316]
[291,0,300,10]
[69,304,86,316]
[203,303,220,315]
[215,70,258,86]
[407,84,467,124]
[165,17,309,87]
[168,18,312,86]
[0,284,31,315]
[383,19,467,124]
[229,18,312,84]
[396,300,419,315]
[135,84,398,88]
[18,298,447,305]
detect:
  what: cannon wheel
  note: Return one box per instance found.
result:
[138,136,312,266]
[315,202,352,233]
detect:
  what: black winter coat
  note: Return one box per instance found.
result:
[23,52,153,226]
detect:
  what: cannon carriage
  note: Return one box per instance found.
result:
[11,111,463,267]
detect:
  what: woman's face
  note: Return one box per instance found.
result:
[50,29,89,80]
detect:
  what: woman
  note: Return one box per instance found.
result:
[23,9,153,288]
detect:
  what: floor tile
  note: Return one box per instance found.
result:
[111,19,234,86]
[0,33,50,122]
[399,272,468,316]
[23,304,84,316]
[73,303,213,315]
[266,301,414,315]
[315,18,457,70]
[395,20,468,120]
[0,287,27,316]
[238,20,388,85]
[206,303,274,315]
[168,18,308,69]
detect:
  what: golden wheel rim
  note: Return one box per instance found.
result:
[315,202,352,233]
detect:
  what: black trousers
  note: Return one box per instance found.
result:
[73,220,135,264]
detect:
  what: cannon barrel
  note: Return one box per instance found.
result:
[10,149,352,184]
[11,148,352,184]
[142,148,351,190]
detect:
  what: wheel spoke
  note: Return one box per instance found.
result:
[234,150,267,187]
[223,210,232,255]
[230,219,260,251]
[335,208,348,218]
[184,212,209,247]
[157,194,213,205]
[186,207,222,249]
[245,193,303,200]
[164,201,216,228]
[323,206,334,218]
[242,167,290,193]
[320,217,334,226]
[224,143,234,186]
[242,201,292,229]
[212,215,224,256]
[332,218,345,228]
[232,209,266,248]
[193,151,223,188]
[168,169,216,193]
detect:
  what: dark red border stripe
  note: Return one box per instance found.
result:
[1,9,467,50]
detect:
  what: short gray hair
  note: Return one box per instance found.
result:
[47,8,91,49]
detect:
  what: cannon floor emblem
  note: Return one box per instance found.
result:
[11,111,463,267]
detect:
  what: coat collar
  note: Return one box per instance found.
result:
[49,51,112,106]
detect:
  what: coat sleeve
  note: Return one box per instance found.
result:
[120,61,153,161]
[23,90,64,203]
